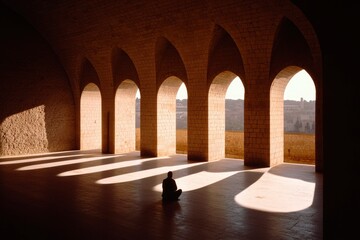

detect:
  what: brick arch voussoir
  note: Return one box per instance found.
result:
[112,47,140,92]
[207,24,245,87]
[155,36,188,90]
[79,57,102,94]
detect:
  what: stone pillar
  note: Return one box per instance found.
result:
[187,73,209,161]
[139,68,158,157]
[244,82,270,167]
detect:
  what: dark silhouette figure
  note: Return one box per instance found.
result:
[162,171,182,201]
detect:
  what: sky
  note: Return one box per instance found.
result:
[137,70,316,101]
[283,70,315,101]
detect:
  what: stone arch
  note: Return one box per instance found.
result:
[155,37,188,85]
[114,80,139,153]
[207,25,245,84]
[157,76,185,156]
[207,25,245,161]
[112,48,140,88]
[208,71,241,161]
[270,17,314,81]
[80,83,102,151]
[270,66,316,166]
[269,17,322,169]
[112,48,140,154]
[270,66,301,165]
[156,37,188,156]
[79,58,101,92]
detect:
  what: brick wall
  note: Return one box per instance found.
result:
[1,0,323,169]
[0,5,75,156]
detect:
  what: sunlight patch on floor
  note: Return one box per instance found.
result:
[16,155,117,171]
[0,154,88,165]
[152,170,240,192]
[96,162,207,184]
[57,156,169,177]
[234,171,315,213]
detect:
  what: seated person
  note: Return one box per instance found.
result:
[162,171,182,201]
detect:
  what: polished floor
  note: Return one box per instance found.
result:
[0,151,323,239]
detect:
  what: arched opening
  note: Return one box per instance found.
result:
[270,67,316,166]
[80,83,102,151]
[157,76,185,156]
[206,25,245,161]
[114,80,139,154]
[209,71,243,161]
[284,70,316,164]
[176,83,188,154]
[225,76,245,159]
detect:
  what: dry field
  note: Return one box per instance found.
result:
[136,129,315,165]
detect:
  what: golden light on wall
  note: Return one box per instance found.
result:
[1,105,48,155]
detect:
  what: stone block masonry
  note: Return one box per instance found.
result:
[0,0,323,170]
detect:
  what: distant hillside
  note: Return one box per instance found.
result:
[136,98,315,133]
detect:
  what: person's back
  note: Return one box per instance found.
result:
[162,171,182,201]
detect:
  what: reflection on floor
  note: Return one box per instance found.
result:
[0,151,323,239]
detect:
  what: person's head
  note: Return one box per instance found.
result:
[167,171,173,178]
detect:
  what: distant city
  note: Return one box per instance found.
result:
[136,98,315,133]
